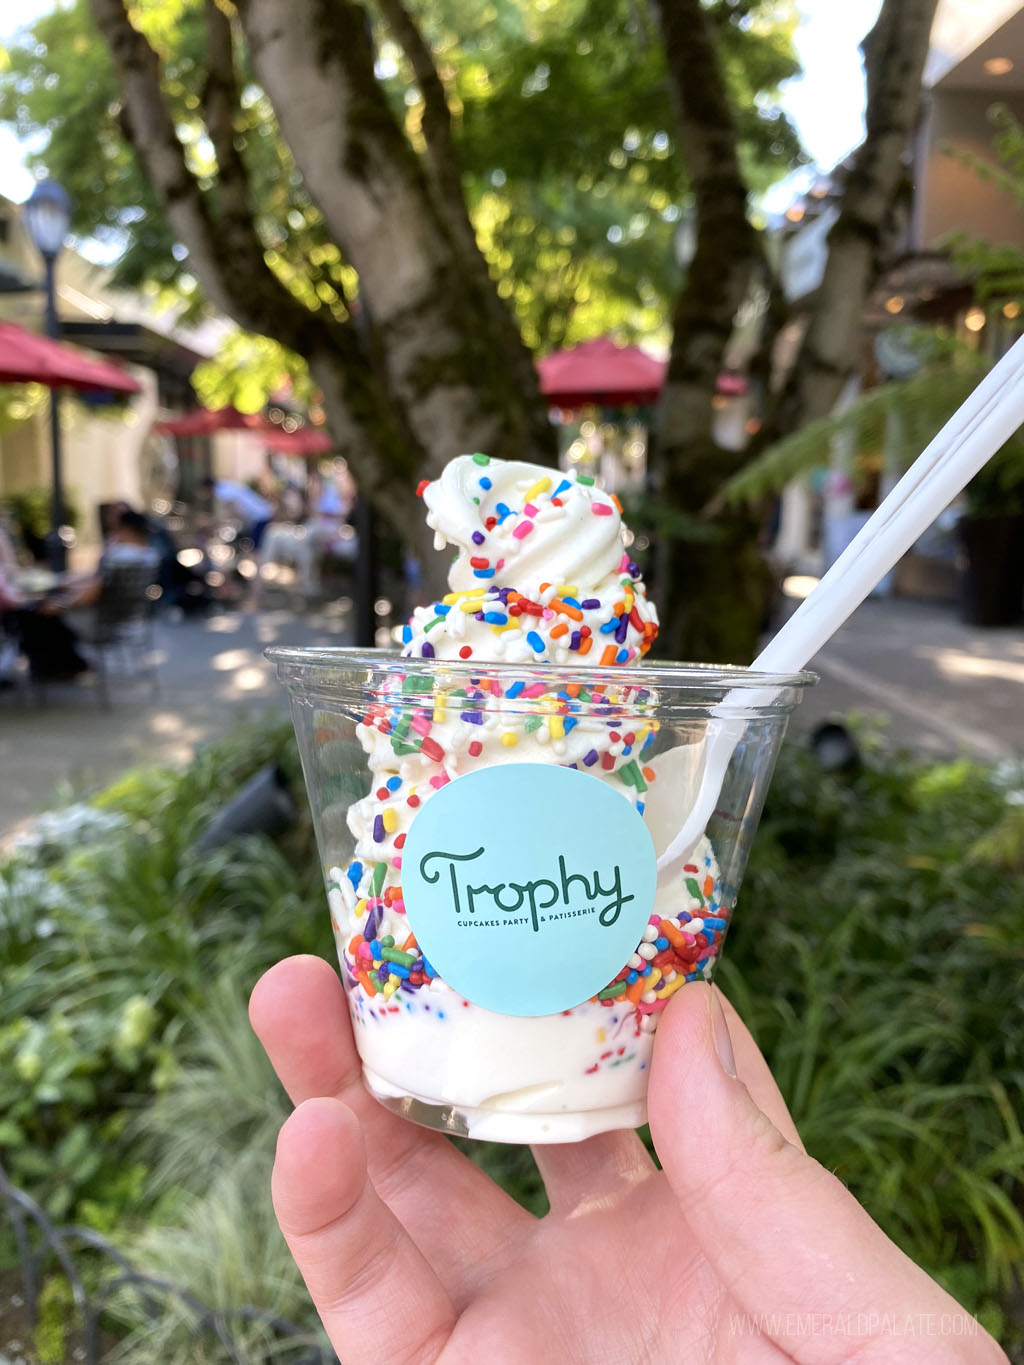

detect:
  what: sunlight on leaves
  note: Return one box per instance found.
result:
[191,330,314,412]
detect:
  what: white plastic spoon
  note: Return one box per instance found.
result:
[657,333,1024,883]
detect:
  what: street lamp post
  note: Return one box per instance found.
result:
[23,180,73,574]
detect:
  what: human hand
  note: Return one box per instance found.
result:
[250,956,1008,1364]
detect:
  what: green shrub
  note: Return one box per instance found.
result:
[104,979,328,1362]
[460,743,1024,1348]
[0,718,315,1233]
[6,485,81,539]
[719,745,1024,1345]
[2,723,1022,1355]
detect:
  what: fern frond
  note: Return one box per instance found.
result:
[718,356,987,507]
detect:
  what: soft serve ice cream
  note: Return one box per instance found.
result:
[405,455,658,666]
[325,455,728,1142]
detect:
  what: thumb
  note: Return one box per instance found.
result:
[648,985,997,1358]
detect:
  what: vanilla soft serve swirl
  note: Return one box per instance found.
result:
[425,456,626,594]
[403,455,658,666]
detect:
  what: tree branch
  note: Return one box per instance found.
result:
[236,0,554,469]
[91,0,231,318]
[202,2,360,326]
[236,0,449,323]
[89,0,426,506]
[645,0,773,662]
[90,0,324,355]
[375,0,465,226]
[778,0,939,428]
[201,0,254,230]
[374,0,559,450]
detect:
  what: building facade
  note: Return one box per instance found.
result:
[0,192,269,558]
[772,0,1024,589]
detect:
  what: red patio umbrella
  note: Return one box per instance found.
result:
[155,407,332,455]
[536,337,750,408]
[536,337,666,408]
[154,406,266,436]
[262,426,333,455]
[0,320,142,394]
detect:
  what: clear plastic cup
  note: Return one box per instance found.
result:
[268,647,813,1144]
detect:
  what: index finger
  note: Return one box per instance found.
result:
[250,955,533,1300]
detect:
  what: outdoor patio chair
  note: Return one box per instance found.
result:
[0,614,26,701]
[84,561,160,706]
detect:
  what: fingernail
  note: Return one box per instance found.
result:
[710,985,737,1078]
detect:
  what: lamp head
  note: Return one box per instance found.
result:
[23,180,73,259]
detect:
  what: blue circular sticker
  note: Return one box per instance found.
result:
[402,764,657,1016]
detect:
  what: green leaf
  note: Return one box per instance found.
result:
[717,346,1024,515]
[0,1118,23,1146]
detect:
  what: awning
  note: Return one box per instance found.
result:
[262,426,333,455]
[60,319,205,383]
[537,337,666,407]
[155,406,332,455]
[154,406,262,436]
[536,336,749,408]
[0,320,142,393]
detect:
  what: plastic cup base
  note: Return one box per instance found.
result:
[361,1064,648,1146]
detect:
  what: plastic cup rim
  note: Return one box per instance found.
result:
[265,645,817,696]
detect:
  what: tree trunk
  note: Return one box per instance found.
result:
[651,0,770,662]
[309,351,444,600]
[653,0,939,663]
[236,0,555,476]
[374,0,551,454]
[91,0,553,600]
[89,0,431,548]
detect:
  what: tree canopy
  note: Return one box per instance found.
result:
[1,0,803,359]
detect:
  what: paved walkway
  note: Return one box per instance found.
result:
[0,602,352,837]
[796,596,1023,764]
[1,595,1021,835]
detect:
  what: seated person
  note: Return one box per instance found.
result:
[0,562,90,683]
[307,478,358,570]
[102,508,162,572]
[147,515,213,616]
[202,476,275,550]
[58,508,160,611]
[0,510,159,683]
[256,520,319,596]
[0,516,20,578]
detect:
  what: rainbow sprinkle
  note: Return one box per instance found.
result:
[327,457,731,1044]
[338,847,730,1016]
